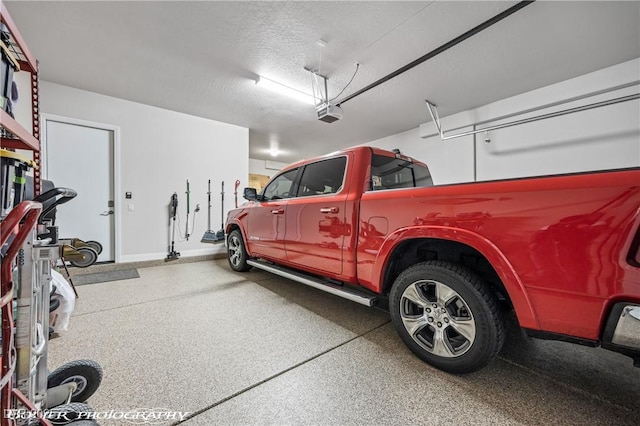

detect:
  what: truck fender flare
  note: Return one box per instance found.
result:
[374,225,540,330]
[225,219,254,257]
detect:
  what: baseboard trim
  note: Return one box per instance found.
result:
[68,247,227,275]
[120,247,226,263]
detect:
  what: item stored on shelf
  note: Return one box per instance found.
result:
[0,23,9,44]
[0,149,33,219]
[0,40,19,116]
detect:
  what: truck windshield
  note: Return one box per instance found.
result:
[370,154,433,190]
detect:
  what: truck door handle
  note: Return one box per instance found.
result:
[271,209,284,215]
[320,207,339,214]
[100,210,114,216]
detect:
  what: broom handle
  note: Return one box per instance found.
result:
[186,180,190,214]
[185,179,191,239]
[234,179,240,208]
[207,179,212,230]
[221,181,225,228]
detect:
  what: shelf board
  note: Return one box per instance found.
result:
[0,109,39,151]
[0,1,38,73]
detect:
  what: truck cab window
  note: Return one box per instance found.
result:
[297,156,347,197]
[370,154,433,190]
[262,169,298,201]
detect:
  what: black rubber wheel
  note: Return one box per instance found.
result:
[227,229,252,272]
[46,402,94,425]
[48,359,103,402]
[389,261,504,374]
[50,297,61,312]
[69,247,98,268]
[84,240,103,255]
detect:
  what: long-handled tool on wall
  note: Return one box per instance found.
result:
[234,179,241,208]
[185,180,191,241]
[166,192,180,261]
[202,180,225,243]
[213,181,225,242]
[201,179,218,243]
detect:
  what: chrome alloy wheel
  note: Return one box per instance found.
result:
[400,279,476,358]
[228,234,242,267]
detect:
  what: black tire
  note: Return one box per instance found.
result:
[69,247,98,268]
[48,359,103,402]
[227,229,252,272]
[50,297,61,312]
[46,402,94,425]
[389,261,504,374]
[84,240,103,255]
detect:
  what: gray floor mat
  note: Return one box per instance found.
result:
[71,269,140,286]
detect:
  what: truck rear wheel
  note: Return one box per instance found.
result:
[389,261,504,374]
[227,229,252,272]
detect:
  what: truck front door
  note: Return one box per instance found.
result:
[246,168,298,261]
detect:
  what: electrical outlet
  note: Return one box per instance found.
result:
[128,203,134,212]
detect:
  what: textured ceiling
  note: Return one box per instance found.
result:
[5,1,640,163]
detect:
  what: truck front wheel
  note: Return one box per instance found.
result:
[389,261,504,374]
[227,229,252,272]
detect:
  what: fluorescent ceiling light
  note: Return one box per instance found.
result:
[269,140,279,157]
[256,76,315,105]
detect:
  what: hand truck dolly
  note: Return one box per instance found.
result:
[2,201,101,426]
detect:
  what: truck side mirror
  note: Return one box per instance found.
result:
[243,187,258,201]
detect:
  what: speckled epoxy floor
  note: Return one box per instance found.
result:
[49,259,640,425]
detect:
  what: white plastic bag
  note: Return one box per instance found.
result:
[50,269,76,333]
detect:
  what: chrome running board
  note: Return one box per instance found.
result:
[247,259,377,307]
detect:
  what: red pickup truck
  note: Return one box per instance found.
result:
[225,146,640,373]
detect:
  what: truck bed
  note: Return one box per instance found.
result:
[358,168,640,339]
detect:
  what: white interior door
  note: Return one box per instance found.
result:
[45,120,115,262]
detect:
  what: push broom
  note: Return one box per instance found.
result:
[201,179,217,243]
[201,180,225,243]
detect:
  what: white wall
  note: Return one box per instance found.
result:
[37,82,248,262]
[362,127,477,184]
[366,58,640,185]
